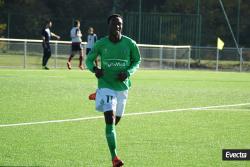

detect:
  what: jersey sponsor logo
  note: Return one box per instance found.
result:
[103,59,128,68]
[107,62,126,68]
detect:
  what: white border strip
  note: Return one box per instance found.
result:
[0,38,188,48]
[0,103,249,128]
[0,38,86,44]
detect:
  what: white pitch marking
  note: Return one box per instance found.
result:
[199,108,250,111]
[0,102,249,128]
[0,116,103,128]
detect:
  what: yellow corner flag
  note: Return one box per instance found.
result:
[217,37,224,50]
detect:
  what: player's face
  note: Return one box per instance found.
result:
[88,28,93,34]
[48,22,52,28]
[109,17,123,36]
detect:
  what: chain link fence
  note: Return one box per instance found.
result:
[1,12,200,46]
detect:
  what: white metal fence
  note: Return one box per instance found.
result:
[0,38,249,72]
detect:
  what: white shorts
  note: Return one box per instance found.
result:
[95,88,128,117]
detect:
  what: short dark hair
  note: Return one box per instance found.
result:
[45,19,51,25]
[107,14,122,24]
[74,20,80,27]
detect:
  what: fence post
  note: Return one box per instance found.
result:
[24,40,27,69]
[188,47,191,70]
[7,13,11,51]
[173,47,176,69]
[239,48,243,72]
[138,0,142,43]
[160,46,163,69]
[216,49,219,71]
[55,42,58,69]
[159,16,162,44]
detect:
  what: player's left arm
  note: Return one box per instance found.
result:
[76,28,82,37]
[85,42,99,72]
[126,41,141,77]
[51,32,60,39]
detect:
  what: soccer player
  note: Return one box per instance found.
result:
[41,20,60,70]
[85,14,141,167]
[86,27,98,66]
[86,27,97,55]
[67,20,84,70]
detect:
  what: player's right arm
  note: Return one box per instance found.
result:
[42,36,46,43]
[85,41,100,72]
[41,29,47,48]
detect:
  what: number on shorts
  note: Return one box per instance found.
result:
[106,95,113,103]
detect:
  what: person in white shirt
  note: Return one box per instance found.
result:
[86,27,98,66]
[67,20,84,70]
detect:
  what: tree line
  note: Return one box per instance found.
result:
[0,0,249,47]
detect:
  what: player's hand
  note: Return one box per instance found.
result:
[57,35,61,40]
[93,67,104,78]
[117,72,128,81]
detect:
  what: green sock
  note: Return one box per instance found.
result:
[105,124,117,160]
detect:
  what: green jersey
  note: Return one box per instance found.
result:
[86,35,141,91]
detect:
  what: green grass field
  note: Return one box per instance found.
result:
[0,69,250,167]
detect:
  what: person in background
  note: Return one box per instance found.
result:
[41,20,60,70]
[86,27,98,65]
[67,20,84,70]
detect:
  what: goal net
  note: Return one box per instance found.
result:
[138,44,191,69]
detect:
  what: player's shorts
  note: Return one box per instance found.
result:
[95,88,128,117]
[86,48,92,55]
[71,42,83,52]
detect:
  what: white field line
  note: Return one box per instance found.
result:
[0,102,249,128]
[201,108,250,111]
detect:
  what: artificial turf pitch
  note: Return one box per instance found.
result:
[0,69,249,167]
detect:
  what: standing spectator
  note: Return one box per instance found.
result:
[86,27,98,65]
[41,20,60,70]
[67,20,84,70]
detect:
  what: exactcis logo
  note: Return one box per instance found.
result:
[104,59,128,68]
[222,149,250,160]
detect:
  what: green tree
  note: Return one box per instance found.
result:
[0,0,7,37]
[1,0,249,47]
